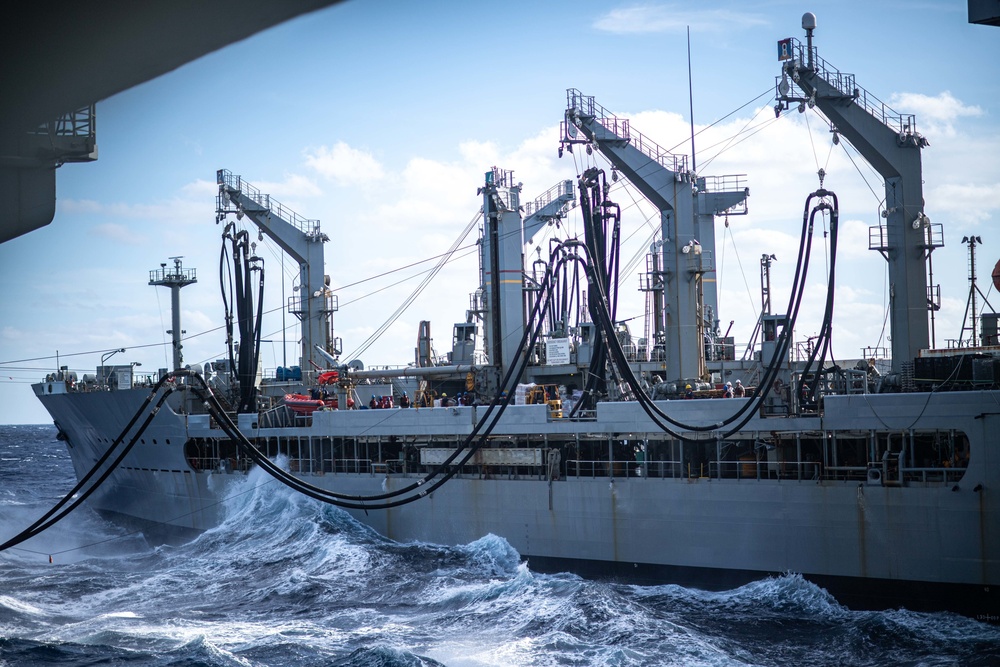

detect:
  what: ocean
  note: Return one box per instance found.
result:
[1,423,998,667]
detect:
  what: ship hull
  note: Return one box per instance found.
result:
[33,381,1000,622]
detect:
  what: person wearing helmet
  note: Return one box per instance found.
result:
[684,384,694,399]
[724,381,734,398]
[733,379,746,398]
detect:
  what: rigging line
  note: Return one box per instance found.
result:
[344,211,480,361]
[201,221,481,367]
[804,111,820,173]
[330,241,480,293]
[863,366,951,432]
[242,222,298,283]
[689,108,773,155]
[247,212,485,293]
[696,111,778,172]
[725,224,759,319]
[697,117,785,174]
[711,114,784,153]
[606,179,661,279]
[346,238,469,359]
[613,177,661,234]
[823,130,836,173]
[0,236,492,366]
[593,151,681,218]
[620,228,660,283]
[338,247,479,308]
[839,141,884,204]
[665,87,775,154]
[0,343,173,366]
[196,235,473,366]
[605,187,650,217]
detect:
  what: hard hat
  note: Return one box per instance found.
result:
[735,379,742,384]
[725,382,732,387]
[685,384,692,389]
[442,392,447,397]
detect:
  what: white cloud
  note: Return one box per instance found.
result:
[90,222,146,245]
[888,91,984,138]
[926,182,1000,226]
[180,178,218,199]
[62,196,206,226]
[254,173,324,200]
[305,141,385,186]
[593,4,768,34]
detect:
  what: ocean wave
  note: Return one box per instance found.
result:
[331,645,446,667]
[3,425,1000,667]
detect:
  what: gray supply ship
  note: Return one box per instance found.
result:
[29,17,999,622]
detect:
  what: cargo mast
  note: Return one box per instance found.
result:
[775,13,941,373]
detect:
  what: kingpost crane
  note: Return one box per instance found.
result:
[216,169,337,377]
[560,90,748,384]
[775,13,936,374]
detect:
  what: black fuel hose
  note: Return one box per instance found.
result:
[0,378,179,552]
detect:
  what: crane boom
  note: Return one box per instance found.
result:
[775,14,935,373]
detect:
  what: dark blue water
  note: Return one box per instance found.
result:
[2,424,999,666]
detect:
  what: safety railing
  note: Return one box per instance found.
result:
[779,38,917,136]
[187,456,251,474]
[710,459,821,481]
[565,88,688,173]
[217,169,322,237]
[567,459,643,479]
[288,293,338,316]
[524,179,575,218]
[30,105,96,140]
[26,105,98,163]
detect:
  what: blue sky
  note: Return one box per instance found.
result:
[1,0,997,424]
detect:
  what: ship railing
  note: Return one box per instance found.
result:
[523,179,575,218]
[565,88,689,173]
[187,456,251,474]
[902,466,967,485]
[779,38,918,137]
[283,457,374,475]
[825,465,966,485]
[27,105,98,163]
[564,410,597,422]
[216,169,322,237]
[824,465,869,481]
[334,458,372,474]
[372,458,406,475]
[709,459,821,481]
[188,456,215,472]
[567,459,657,479]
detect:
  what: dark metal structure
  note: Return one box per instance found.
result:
[0,0,343,243]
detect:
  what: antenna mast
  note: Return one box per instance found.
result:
[687,26,696,174]
[149,257,197,370]
[959,235,994,347]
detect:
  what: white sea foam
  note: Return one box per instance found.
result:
[0,595,42,616]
